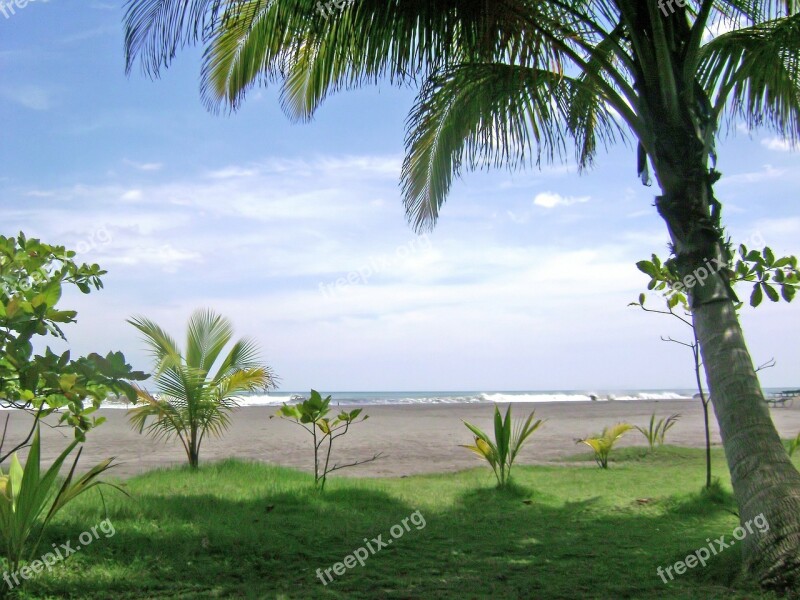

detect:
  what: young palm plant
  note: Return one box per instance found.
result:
[635,413,681,452]
[128,309,276,468]
[579,423,634,469]
[124,0,800,590]
[462,405,544,488]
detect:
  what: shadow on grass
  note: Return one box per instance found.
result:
[663,479,738,517]
[15,460,775,600]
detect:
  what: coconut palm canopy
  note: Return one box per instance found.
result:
[125,0,799,229]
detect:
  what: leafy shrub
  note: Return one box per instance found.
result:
[0,233,147,455]
[274,390,381,490]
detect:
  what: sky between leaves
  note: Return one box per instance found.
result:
[0,2,798,391]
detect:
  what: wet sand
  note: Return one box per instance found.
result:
[3,399,800,479]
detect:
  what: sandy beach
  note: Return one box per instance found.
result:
[4,399,800,479]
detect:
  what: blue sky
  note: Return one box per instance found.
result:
[1,2,798,391]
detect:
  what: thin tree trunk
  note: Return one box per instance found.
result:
[692,340,712,489]
[693,300,800,590]
[702,399,711,490]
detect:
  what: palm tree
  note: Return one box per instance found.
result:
[123,0,800,589]
[128,309,276,468]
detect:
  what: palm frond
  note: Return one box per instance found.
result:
[699,11,800,141]
[215,367,272,401]
[185,309,234,374]
[127,315,183,375]
[201,0,556,116]
[712,0,799,24]
[211,337,270,384]
[127,388,188,441]
[402,63,577,231]
[124,0,227,76]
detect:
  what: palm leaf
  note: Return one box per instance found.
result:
[510,411,545,462]
[698,12,800,140]
[185,308,234,374]
[403,63,578,230]
[124,0,227,76]
[127,315,183,376]
[463,420,499,457]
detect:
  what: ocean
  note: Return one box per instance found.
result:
[95,388,765,409]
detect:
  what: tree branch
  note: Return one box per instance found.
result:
[326,452,385,475]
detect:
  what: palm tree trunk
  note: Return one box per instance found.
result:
[693,299,800,590]
[189,425,199,468]
[654,165,800,590]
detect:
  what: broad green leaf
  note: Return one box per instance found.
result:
[750,284,763,307]
[764,284,780,303]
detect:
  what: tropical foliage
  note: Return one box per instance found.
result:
[274,390,381,490]
[635,413,681,452]
[462,405,544,488]
[578,423,634,469]
[0,427,123,578]
[0,233,147,460]
[635,246,799,313]
[128,309,275,468]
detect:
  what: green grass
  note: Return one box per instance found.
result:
[8,445,796,599]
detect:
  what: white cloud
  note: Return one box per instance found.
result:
[104,244,202,273]
[0,85,52,111]
[533,191,590,209]
[7,152,795,390]
[58,26,118,44]
[124,159,163,172]
[207,166,259,179]
[761,137,795,152]
[720,164,786,185]
[120,189,143,202]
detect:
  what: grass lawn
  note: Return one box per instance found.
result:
[12,444,797,599]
